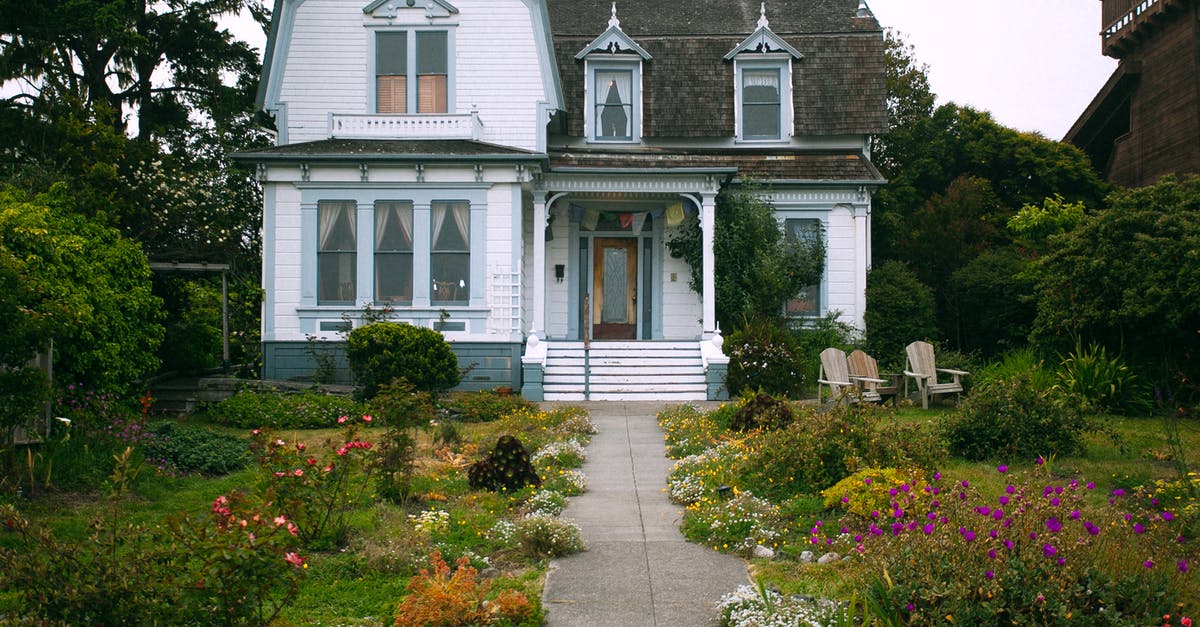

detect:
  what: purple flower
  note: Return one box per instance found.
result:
[988,548,997,559]
[1084,521,1101,535]
[1029,532,1038,540]
[1005,485,1016,494]
[853,534,863,542]
[1003,539,1014,550]
[900,484,912,493]
[1112,488,1126,497]
[961,529,977,542]
[891,522,904,536]
[930,500,941,508]
[1036,456,1045,465]
[1057,557,1066,566]
[1043,544,1057,557]
[893,508,905,518]
[889,487,898,496]
[989,529,999,538]
[923,523,935,535]
[1133,523,1146,534]
[999,496,1010,505]
[1050,497,1061,507]
[871,510,880,518]
[1144,559,1154,569]
[997,465,1008,473]
[993,509,1005,521]
[1086,481,1095,490]
[841,496,850,503]
[976,506,992,516]
[985,570,994,579]
[1069,510,1081,520]
[864,477,872,485]
[1046,517,1062,533]
[1162,511,1176,521]
[961,480,970,488]
[933,472,942,480]
[1179,560,1188,573]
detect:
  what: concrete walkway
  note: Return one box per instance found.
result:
[541,402,748,627]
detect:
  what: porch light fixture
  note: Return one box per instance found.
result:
[554,264,565,282]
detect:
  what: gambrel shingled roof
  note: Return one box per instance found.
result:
[548,0,887,137]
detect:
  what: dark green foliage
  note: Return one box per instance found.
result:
[1031,175,1200,385]
[468,435,541,492]
[941,375,1092,461]
[975,348,1057,391]
[345,322,461,399]
[732,403,944,501]
[725,317,804,397]
[1055,341,1147,415]
[729,393,795,432]
[667,186,825,331]
[205,389,367,430]
[945,248,1035,357]
[447,389,533,423]
[864,261,937,366]
[143,421,250,475]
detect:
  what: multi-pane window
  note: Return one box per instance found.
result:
[784,218,822,317]
[741,67,782,140]
[318,200,357,304]
[594,69,632,141]
[374,201,413,304]
[376,31,448,114]
[430,201,469,304]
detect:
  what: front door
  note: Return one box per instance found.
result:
[592,237,637,340]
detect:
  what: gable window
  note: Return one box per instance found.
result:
[784,218,822,317]
[742,68,782,140]
[376,31,448,114]
[595,69,632,140]
[735,61,790,141]
[375,201,413,304]
[318,200,357,304]
[431,201,469,304]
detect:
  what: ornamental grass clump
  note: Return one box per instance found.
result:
[806,463,1198,624]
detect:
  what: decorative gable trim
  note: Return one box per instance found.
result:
[723,3,802,60]
[363,0,458,20]
[574,3,651,60]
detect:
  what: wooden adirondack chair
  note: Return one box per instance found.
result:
[818,347,883,404]
[903,341,969,409]
[848,349,900,405]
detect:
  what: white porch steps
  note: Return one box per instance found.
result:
[542,341,708,401]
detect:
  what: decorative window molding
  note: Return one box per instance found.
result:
[726,5,800,142]
[374,29,452,114]
[577,4,648,143]
[363,0,458,20]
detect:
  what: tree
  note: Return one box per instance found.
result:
[1031,175,1200,381]
[0,184,164,393]
[667,186,826,331]
[0,0,267,139]
[863,261,937,365]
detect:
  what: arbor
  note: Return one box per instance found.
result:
[0,184,163,400]
[667,186,825,331]
[1031,175,1200,381]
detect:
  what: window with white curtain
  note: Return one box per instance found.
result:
[318,200,357,304]
[374,201,413,304]
[430,201,469,304]
[741,67,782,140]
[595,69,632,140]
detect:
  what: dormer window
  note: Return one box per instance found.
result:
[577,3,651,143]
[375,30,450,114]
[725,4,802,142]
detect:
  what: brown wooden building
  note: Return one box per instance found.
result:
[1064,0,1200,187]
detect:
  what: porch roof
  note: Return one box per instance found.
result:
[232,139,545,163]
[548,148,885,185]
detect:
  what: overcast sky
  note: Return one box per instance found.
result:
[866,0,1118,139]
[224,1,1119,140]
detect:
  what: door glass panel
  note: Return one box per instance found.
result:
[601,247,628,323]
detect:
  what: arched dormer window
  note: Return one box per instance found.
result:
[575,3,651,143]
[724,3,802,142]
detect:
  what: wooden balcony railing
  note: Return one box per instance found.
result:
[329,112,483,141]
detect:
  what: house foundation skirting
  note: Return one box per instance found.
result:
[260,340,523,391]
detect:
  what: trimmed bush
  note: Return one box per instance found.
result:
[447,389,533,423]
[346,322,460,399]
[725,317,804,397]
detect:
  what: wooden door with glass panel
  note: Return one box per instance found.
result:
[592,238,638,340]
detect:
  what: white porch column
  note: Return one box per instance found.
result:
[853,203,869,330]
[532,195,547,336]
[700,192,717,336]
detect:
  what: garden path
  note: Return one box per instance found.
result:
[540,401,749,626]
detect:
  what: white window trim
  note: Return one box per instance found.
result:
[368,26,457,115]
[584,58,643,144]
[733,56,794,143]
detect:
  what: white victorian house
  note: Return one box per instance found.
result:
[236,0,887,400]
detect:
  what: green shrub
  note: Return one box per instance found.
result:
[790,312,861,383]
[975,347,1056,390]
[513,515,585,558]
[941,374,1092,461]
[945,249,1036,358]
[345,322,460,399]
[143,421,250,475]
[368,380,437,504]
[1055,341,1145,415]
[205,388,367,430]
[725,316,805,397]
[729,393,795,432]
[864,261,938,366]
[447,389,533,423]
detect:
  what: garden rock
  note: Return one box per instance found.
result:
[799,550,815,564]
[751,545,775,559]
[817,552,841,565]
